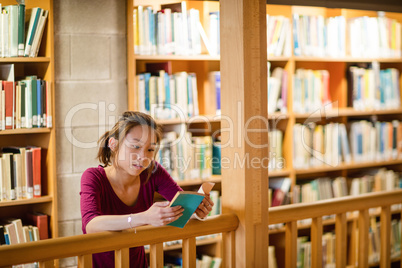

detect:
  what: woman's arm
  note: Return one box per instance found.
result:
[85,201,184,233]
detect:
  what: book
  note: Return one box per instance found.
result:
[26,146,41,197]
[24,7,42,57]
[167,191,205,228]
[27,212,48,240]
[29,9,48,57]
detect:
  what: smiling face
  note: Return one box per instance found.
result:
[115,125,158,177]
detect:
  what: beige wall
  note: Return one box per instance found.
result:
[53,0,128,266]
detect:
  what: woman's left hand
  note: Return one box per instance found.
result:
[195,194,214,219]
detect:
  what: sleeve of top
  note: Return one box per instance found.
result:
[153,162,183,201]
[80,168,102,233]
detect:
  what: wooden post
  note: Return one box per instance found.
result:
[223,231,236,267]
[380,205,391,268]
[221,0,269,267]
[335,213,347,268]
[115,248,129,268]
[311,217,323,267]
[150,243,164,268]
[285,221,297,268]
[78,254,92,268]
[182,237,197,268]
[358,209,369,268]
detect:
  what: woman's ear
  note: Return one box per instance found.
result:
[108,137,117,151]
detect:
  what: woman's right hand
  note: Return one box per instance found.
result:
[144,201,184,226]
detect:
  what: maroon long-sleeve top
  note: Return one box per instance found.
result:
[80,162,182,267]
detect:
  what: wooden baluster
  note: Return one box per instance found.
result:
[380,205,391,268]
[335,213,347,268]
[223,231,236,268]
[149,243,164,268]
[311,217,323,267]
[39,260,54,268]
[78,254,92,268]
[115,248,129,268]
[358,209,369,268]
[285,221,297,268]
[182,237,196,268]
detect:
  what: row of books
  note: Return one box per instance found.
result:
[293,120,402,169]
[294,218,401,268]
[348,63,401,111]
[136,69,198,120]
[296,233,336,268]
[0,4,48,58]
[268,64,288,114]
[269,168,402,207]
[292,68,331,114]
[293,14,401,58]
[1,146,42,201]
[268,129,284,171]
[267,15,291,57]
[134,3,216,56]
[0,77,52,130]
[158,132,218,181]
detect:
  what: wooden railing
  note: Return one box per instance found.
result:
[269,189,402,268]
[0,213,239,268]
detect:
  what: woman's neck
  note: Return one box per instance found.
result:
[104,165,140,190]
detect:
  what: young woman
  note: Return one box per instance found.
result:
[80,111,214,267]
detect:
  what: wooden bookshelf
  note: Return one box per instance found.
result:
[128,0,402,266]
[0,0,57,240]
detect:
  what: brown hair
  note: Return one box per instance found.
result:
[97,111,162,182]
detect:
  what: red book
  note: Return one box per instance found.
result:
[27,147,41,198]
[27,212,48,240]
[3,81,14,129]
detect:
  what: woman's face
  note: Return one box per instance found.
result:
[116,125,157,177]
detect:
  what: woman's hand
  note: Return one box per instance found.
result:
[144,201,184,227]
[195,194,214,219]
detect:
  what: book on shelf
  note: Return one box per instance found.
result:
[167,191,205,228]
[269,177,291,207]
[267,15,291,57]
[0,146,42,201]
[136,70,199,120]
[27,212,48,240]
[208,71,221,115]
[268,129,283,171]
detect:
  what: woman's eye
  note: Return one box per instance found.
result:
[132,145,140,149]
[148,149,155,152]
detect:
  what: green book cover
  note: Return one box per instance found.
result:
[167,191,204,228]
[17,4,25,56]
[19,81,26,127]
[27,76,38,127]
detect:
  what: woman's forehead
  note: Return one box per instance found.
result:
[126,125,157,143]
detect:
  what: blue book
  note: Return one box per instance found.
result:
[167,191,205,228]
[215,72,221,112]
[144,73,151,112]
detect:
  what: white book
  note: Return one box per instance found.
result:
[29,9,48,57]
[24,7,42,57]
[1,12,9,58]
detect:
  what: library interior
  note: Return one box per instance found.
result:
[1,0,402,267]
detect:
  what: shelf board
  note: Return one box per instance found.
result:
[177,175,221,187]
[0,57,51,63]
[295,159,402,175]
[293,56,402,63]
[268,56,291,61]
[268,112,289,120]
[0,128,51,135]
[294,108,402,119]
[269,169,290,177]
[157,115,221,125]
[145,235,221,253]
[135,54,220,61]
[0,196,53,207]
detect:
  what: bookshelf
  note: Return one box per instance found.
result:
[128,0,402,266]
[0,0,57,241]
[127,0,223,263]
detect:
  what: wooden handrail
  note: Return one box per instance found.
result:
[269,189,402,268]
[269,189,402,224]
[0,213,239,267]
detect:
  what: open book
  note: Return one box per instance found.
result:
[167,182,215,228]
